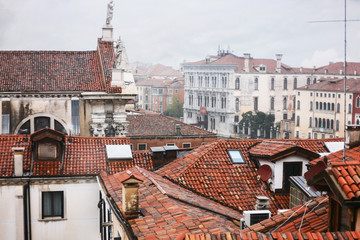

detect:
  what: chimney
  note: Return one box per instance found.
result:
[243,53,251,72]
[275,54,282,73]
[300,67,303,73]
[255,196,270,210]
[345,125,360,149]
[175,124,181,136]
[12,147,25,177]
[121,175,143,218]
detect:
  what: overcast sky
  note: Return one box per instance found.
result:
[1,0,360,69]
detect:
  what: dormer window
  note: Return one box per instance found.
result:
[37,142,60,160]
[259,65,266,72]
[228,150,245,164]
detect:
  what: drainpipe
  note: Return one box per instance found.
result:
[23,181,31,240]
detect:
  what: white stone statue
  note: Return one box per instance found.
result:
[114,37,130,71]
[106,1,114,25]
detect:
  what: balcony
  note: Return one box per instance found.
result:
[312,127,334,134]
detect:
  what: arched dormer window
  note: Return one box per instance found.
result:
[15,113,68,135]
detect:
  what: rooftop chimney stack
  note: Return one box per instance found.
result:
[12,147,25,177]
[255,196,270,210]
[121,176,143,218]
[244,53,251,72]
[345,125,360,149]
[275,54,282,73]
[175,124,181,136]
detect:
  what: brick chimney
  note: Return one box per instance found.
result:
[345,125,360,149]
[244,53,251,72]
[275,54,282,73]
[121,176,143,218]
[12,147,25,177]
[255,196,269,210]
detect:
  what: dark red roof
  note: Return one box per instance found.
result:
[156,138,338,214]
[297,78,360,92]
[127,113,217,137]
[0,39,119,93]
[100,167,240,239]
[331,161,360,200]
[0,133,153,177]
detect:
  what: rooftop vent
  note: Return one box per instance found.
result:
[255,196,270,210]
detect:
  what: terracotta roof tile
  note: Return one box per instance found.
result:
[127,114,216,137]
[157,138,337,214]
[100,167,240,239]
[0,131,153,177]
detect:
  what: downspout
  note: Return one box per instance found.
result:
[23,181,32,240]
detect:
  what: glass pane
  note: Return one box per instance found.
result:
[35,117,50,132]
[18,120,30,134]
[2,114,10,134]
[228,150,245,163]
[71,100,80,134]
[55,120,67,134]
[53,192,63,216]
[42,192,52,217]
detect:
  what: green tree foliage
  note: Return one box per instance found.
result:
[239,111,275,139]
[163,96,184,119]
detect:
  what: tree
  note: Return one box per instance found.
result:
[239,111,275,139]
[163,96,183,119]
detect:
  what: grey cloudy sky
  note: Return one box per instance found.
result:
[1,0,360,69]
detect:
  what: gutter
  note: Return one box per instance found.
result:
[23,181,31,240]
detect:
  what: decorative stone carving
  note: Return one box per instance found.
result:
[89,113,128,137]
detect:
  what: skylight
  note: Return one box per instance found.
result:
[106,145,132,160]
[228,150,245,164]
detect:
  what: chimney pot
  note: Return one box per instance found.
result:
[255,196,270,210]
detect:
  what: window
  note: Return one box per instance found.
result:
[254,78,258,90]
[337,103,340,113]
[138,143,146,150]
[221,97,226,109]
[235,78,240,90]
[234,115,239,122]
[254,97,258,111]
[166,143,175,146]
[220,116,226,122]
[283,78,288,90]
[314,133,318,139]
[296,131,299,138]
[182,143,191,148]
[309,117,312,127]
[2,100,10,134]
[296,116,300,126]
[211,96,216,108]
[271,78,275,90]
[297,100,300,110]
[283,97,287,110]
[188,112,192,118]
[307,78,311,85]
[42,191,64,219]
[221,76,227,88]
[270,97,274,110]
[228,150,245,164]
[205,96,209,107]
[308,132,311,139]
[37,142,60,160]
[336,120,340,131]
[348,104,352,113]
[212,76,217,88]
[313,78,317,84]
[310,101,313,111]
[293,78,297,89]
[205,76,210,87]
[71,100,80,135]
[235,98,239,111]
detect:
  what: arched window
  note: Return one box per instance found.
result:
[271,78,275,90]
[327,103,331,111]
[307,78,311,85]
[293,78,297,89]
[336,120,340,131]
[309,117,312,127]
[297,100,300,110]
[235,78,240,90]
[283,97,287,110]
[327,119,330,129]
[337,103,340,113]
[270,97,275,110]
[315,118,318,127]
[357,96,360,108]
[254,78,258,90]
[332,103,335,111]
[316,102,319,110]
[15,114,68,135]
[324,102,326,111]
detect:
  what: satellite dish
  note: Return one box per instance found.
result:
[257,164,272,181]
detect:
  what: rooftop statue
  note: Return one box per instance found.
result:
[106,0,114,25]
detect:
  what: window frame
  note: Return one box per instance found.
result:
[228,150,245,164]
[41,190,65,220]
[137,143,147,150]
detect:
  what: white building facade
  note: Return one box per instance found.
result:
[183,51,360,138]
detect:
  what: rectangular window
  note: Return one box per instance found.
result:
[42,191,64,219]
[254,97,258,111]
[270,78,274,90]
[228,150,245,164]
[71,100,80,135]
[138,143,147,150]
[182,143,191,148]
[1,101,10,134]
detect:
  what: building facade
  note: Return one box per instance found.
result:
[295,78,360,139]
[182,50,360,138]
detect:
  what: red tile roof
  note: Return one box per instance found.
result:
[249,140,319,161]
[184,231,360,240]
[297,78,360,92]
[156,138,338,214]
[0,39,120,93]
[0,132,153,177]
[127,113,217,137]
[100,167,240,239]
[241,195,328,234]
[331,161,360,200]
[134,64,183,77]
